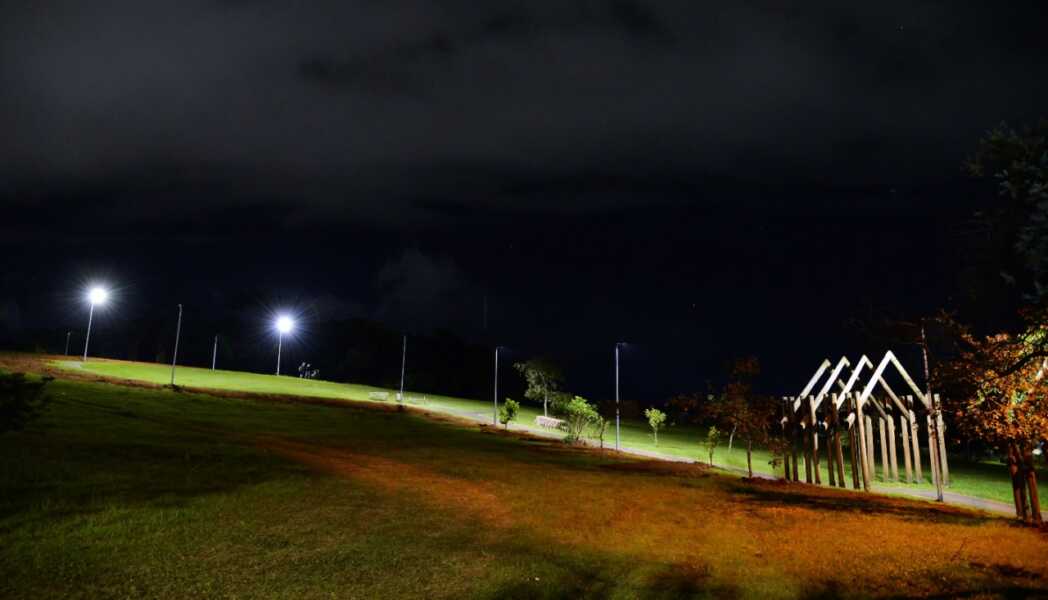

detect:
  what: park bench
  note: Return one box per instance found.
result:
[368,391,390,401]
[535,415,565,430]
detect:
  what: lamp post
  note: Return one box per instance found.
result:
[399,335,407,403]
[170,304,183,386]
[494,346,506,426]
[275,315,294,375]
[81,287,108,362]
[211,335,218,371]
[64,331,71,355]
[615,342,626,451]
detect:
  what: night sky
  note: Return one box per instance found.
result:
[2,1,1047,402]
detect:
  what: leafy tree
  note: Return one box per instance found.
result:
[705,426,721,466]
[562,395,600,444]
[644,407,667,446]
[513,358,563,417]
[499,398,520,429]
[962,120,1048,316]
[593,414,610,449]
[0,373,51,434]
[936,310,1048,525]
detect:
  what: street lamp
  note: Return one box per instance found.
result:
[494,345,507,426]
[81,286,109,362]
[275,315,294,375]
[615,342,627,451]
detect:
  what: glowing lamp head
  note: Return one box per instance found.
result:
[276,315,294,334]
[87,287,109,305]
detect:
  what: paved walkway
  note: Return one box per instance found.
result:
[427,404,1016,517]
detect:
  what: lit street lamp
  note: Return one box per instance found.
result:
[81,286,109,362]
[275,315,294,375]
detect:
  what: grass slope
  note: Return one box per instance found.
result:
[3,358,1048,598]
[61,357,1043,505]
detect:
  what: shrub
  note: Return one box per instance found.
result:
[563,396,600,443]
[644,408,667,446]
[499,398,520,429]
[0,372,52,434]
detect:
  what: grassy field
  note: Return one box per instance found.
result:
[57,357,1042,506]
[2,354,1047,598]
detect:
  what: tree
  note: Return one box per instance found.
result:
[644,407,667,446]
[936,310,1048,525]
[499,398,520,429]
[707,357,776,476]
[562,395,600,443]
[961,120,1048,316]
[705,426,721,466]
[0,373,51,434]
[513,358,563,417]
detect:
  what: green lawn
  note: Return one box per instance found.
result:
[57,358,1042,505]
[4,365,1048,598]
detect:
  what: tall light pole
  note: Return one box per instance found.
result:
[170,304,183,386]
[64,331,71,355]
[615,342,625,451]
[82,287,108,362]
[493,346,505,425]
[399,335,407,403]
[275,315,294,375]
[211,335,218,371]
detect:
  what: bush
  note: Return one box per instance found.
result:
[563,396,600,443]
[0,372,52,434]
[499,398,520,429]
[644,408,667,446]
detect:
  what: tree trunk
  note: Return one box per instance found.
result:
[543,389,548,417]
[1021,443,1043,526]
[1009,443,1029,522]
[654,429,658,446]
[747,439,753,478]
[728,424,736,453]
[935,403,950,487]
[783,447,791,482]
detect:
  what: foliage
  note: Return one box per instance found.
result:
[964,120,1048,307]
[499,398,520,429]
[705,426,721,466]
[644,407,666,446]
[562,395,600,443]
[593,414,609,449]
[513,358,563,416]
[936,309,1048,523]
[0,372,51,434]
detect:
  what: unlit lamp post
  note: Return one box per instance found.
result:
[275,315,294,375]
[615,342,626,451]
[170,304,183,386]
[81,286,109,362]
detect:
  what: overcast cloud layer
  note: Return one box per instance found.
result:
[2,1,1046,228]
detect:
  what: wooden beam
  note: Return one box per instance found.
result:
[899,411,913,483]
[935,394,950,486]
[887,415,898,482]
[855,393,871,491]
[878,416,890,482]
[907,397,923,482]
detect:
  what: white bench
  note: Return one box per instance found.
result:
[535,416,565,430]
[368,391,390,401]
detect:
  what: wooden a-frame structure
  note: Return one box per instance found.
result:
[780,351,949,496]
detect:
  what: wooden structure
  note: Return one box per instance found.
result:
[780,351,949,495]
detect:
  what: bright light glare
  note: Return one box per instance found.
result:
[88,287,109,305]
[276,315,294,334]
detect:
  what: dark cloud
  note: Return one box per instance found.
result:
[3,1,1045,229]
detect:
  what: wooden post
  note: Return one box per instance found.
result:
[907,397,923,482]
[865,414,876,482]
[878,416,889,482]
[935,395,950,486]
[927,414,941,489]
[887,415,898,482]
[781,399,791,482]
[898,411,913,483]
[809,396,821,485]
[848,419,860,489]
[829,394,846,488]
[803,421,813,484]
[790,399,799,482]
[855,393,871,491]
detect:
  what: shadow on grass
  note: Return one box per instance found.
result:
[724,479,1000,527]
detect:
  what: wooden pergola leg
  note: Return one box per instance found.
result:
[899,412,913,483]
[803,424,813,484]
[865,414,876,483]
[935,396,950,487]
[848,422,860,489]
[809,397,821,486]
[878,416,889,483]
[907,399,923,483]
[887,416,898,482]
[855,394,871,491]
[927,414,941,489]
